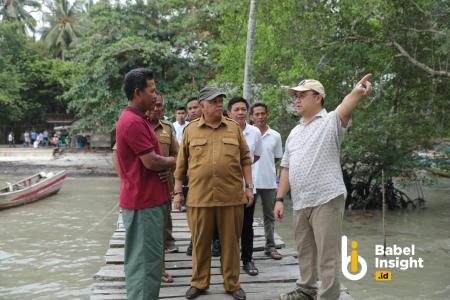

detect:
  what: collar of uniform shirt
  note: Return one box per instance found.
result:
[299,108,327,125]
[197,115,228,128]
[153,120,164,130]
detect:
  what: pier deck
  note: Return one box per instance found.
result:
[90,211,353,300]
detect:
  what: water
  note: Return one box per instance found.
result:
[0,175,449,299]
[0,176,120,300]
[256,177,450,300]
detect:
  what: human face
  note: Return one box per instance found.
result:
[146,94,163,122]
[187,100,201,120]
[200,96,224,121]
[294,90,321,115]
[176,109,186,123]
[137,79,156,112]
[228,101,248,127]
[251,106,268,127]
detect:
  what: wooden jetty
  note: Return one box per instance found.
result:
[90,210,353,300]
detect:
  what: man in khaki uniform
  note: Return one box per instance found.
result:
[147,92,179,283]
[147,92,179,251]
[173,86,253,300]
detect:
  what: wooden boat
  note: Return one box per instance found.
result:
[0,171,66,210]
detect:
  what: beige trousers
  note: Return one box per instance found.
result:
[187,205,244,292]
[294,195,345,300]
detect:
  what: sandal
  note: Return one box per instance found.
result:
[243,261,259,276]
[265,250,282,260]
[161,272,174,283]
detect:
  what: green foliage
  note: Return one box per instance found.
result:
[0,21,80,124]
[0,0,448,202]
[65,0,219,132]
[0,0,41,33]
[215,0,450,206]
[40,0,87,60]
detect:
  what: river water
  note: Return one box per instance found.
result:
[0,175,449,299]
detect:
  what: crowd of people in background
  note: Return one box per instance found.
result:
[5,129,89,149]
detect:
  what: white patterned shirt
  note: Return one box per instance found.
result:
[280,106,350,210]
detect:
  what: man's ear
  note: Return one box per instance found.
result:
[133,88,140,99]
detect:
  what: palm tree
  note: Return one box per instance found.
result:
[40,0,86,60]
[0,0,41,33]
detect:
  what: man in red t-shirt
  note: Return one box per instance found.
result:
[115,68,176,300]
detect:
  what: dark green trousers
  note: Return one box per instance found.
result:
[122,203,167,300]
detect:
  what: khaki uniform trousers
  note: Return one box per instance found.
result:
[187,205,244,292]
[294,195,345,300]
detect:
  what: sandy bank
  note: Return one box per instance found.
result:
[0,148,116,176]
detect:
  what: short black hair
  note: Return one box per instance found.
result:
[176,106,186,111]
[311,91,325,106]
[227,96,249,111]
[250,102,268,115]
[123,68,154,101]
[186,96,199,106]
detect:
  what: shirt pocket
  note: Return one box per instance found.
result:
[159,135,171,144]
[158,136,171,155]
[222,137,240,158]
[189,138,207,161]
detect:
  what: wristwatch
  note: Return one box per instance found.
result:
[245,183,254,189]
[275,197,284,203]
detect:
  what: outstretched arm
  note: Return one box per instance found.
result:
[338,73,373,127]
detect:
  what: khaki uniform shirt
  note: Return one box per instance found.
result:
[174,116,252,207]
[153,120,178,191]
[154,120,178,158]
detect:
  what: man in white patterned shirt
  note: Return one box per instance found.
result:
[275,74,372,300]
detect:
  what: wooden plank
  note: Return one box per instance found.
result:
[93,215,353,300]
[91,282,352,300]
[105,248,297,265]
[109,236,285,249]
[95,259,299,283]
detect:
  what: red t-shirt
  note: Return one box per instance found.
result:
[116,106,170,209]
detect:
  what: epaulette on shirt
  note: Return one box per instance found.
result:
[160,119,173,127]
[224,117,240,126]
[184,119,200,129]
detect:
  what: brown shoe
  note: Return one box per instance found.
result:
[227,288,246,300]
[185,286,204,299]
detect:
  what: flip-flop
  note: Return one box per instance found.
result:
[243,261,258,276]
[161,272,174,283]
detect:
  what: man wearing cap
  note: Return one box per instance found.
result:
[173,86,253,300]
[275,74,372,300]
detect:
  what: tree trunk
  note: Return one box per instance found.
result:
[243,0,256,103]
